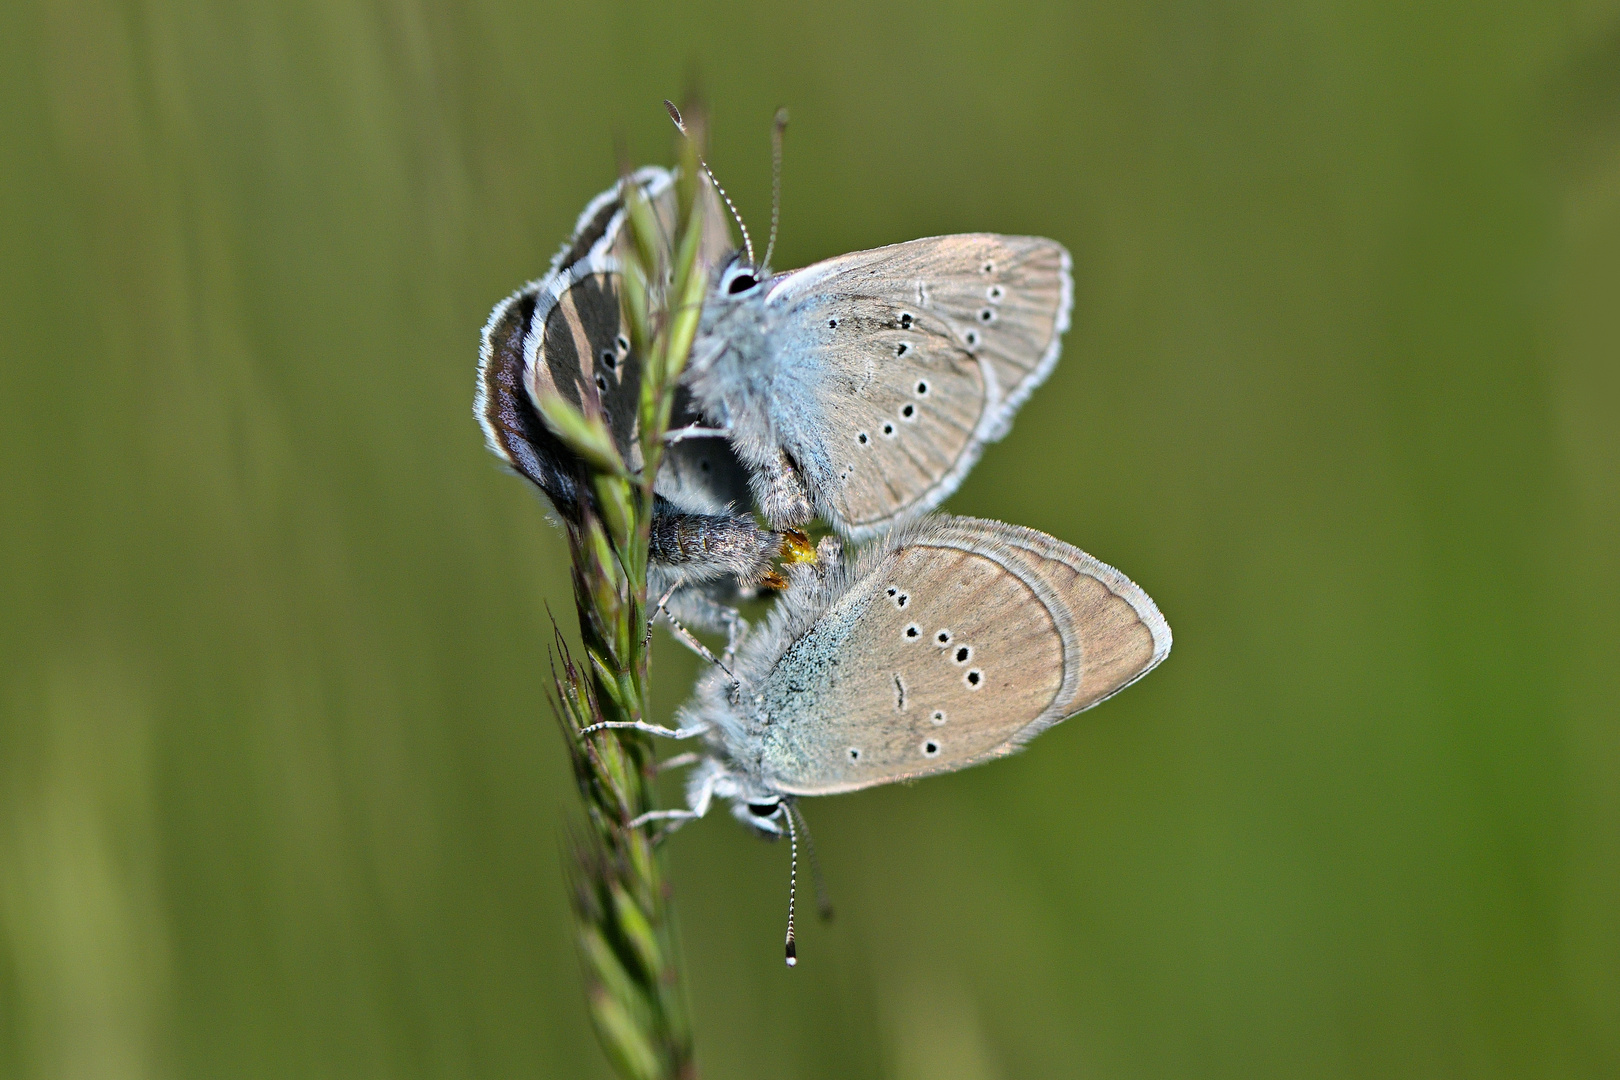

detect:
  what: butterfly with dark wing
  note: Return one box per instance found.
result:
[476,168,795,647]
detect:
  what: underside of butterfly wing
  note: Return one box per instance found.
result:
[738,516,1168,796]
[763,235,1071,539]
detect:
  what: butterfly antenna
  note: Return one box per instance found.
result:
[762,107,788,271]
[782,799,800,967]
[786,799,833,922]
[665,100,754,267]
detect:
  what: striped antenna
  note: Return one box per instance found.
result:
[762,108,788,271]
[664,100,755,267]
[782,799,800,966]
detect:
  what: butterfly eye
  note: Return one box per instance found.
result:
[722,265,759,294]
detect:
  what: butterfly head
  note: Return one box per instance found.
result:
[731,793,786,837]
[716,252,768,299]
[687,251,772,379]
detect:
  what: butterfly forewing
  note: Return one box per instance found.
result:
[760,538,1066,795]
[755,517,1169,796]
[767,235,1071,537]
[793,304,985,533]
[924,519,1172,724]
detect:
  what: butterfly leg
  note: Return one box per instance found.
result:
[627,766,719,830]
[578,719,711,740]
[663,424,731,444]
[720,607,748,670]
[655,751,703,774]
[659,612,736,683]
[644,574,687,652]
[750,448,814,529]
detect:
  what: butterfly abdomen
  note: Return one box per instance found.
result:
[648,505,781,585]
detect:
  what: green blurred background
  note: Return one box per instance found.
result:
[3,1,1618,1076]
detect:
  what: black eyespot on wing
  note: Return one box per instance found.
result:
[931,710,946,725]
[600,348,617,369]
[886,587,897,597]
[858,432,869,444]
[829,318,838,328]
[595,374,608,391]
[848,748,861,761]
[899,312,913,329]
[936,630,951,644]
[901,403,915,418]
[905,625,920,638]
[916,381,929,395]
[954,646,971,663]
[966,670,983,687]
[896,342,910,357]
[882,422,895,436]
[923,741,940,757]
[982,261,995,274]
[965,330,979,347]
[979,308,994,322]
[896,593,908,607]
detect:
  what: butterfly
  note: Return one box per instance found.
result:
[583,514,1170,962]
[683,234,1072,539]
[476,167,791,650]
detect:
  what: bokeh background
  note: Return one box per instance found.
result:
[3,1,1618,1077]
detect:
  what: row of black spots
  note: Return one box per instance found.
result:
[843,740,942,764]
[923,628,985,688]
[857,420,902,443]
[592,333,632,391]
